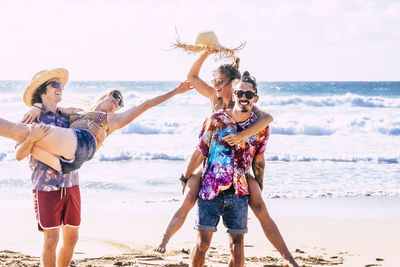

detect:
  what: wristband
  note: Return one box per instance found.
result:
[33,103,43,110]
[179,174,188,184]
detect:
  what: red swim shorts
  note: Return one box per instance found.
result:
[33,185,81,231]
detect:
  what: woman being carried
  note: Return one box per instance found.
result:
[0,68,192,173]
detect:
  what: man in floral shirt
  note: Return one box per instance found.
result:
[190,75,269,267]
[19,69,102,267]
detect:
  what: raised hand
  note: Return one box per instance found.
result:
[175,80,194,94]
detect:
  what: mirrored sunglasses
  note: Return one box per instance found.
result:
[46,81,64,89]
[234,90,256,99]
[111,91,124,107]
[212,78,226,86]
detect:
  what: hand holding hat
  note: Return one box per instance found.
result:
[173,31,245,60]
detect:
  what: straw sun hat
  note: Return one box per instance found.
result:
[173,31,245,59]
[23,68,69,107]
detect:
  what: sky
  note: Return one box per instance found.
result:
[0,0,399,81]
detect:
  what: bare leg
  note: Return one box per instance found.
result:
[42,228,60,267]
[248,177,299,267]
[57,226,79,267]
[0,118,77,159]
[33,126,77,160]
[190,230,213,267]
[154,171,201,253]
[0,118,29,143]
[32,146,62,173]
[228,234,245,267]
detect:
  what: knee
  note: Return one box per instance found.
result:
[249,198,266,214]
[43,232,59,251]
[196,238,211,254]
[183,189,198,208]
[229,237,244,253]
[63,230,79,247]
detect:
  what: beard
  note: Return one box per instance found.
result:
[240,107,249,113]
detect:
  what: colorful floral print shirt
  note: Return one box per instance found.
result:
[197,109,269,200]
[29,108,79,191]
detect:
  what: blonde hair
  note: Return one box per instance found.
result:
[89,88,124,111]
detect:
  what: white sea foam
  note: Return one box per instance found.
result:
[259,93,400,108]
[1,81,399,205]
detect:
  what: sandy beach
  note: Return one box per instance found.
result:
[1,199,399,267]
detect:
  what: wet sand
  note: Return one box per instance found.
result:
[1,201,399,266]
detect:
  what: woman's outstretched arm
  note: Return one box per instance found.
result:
[107,81,193,135]
[187,52,216,101]
[223,105,273,146]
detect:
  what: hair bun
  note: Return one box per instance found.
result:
[232,57,240,68]
[243,71,250,77]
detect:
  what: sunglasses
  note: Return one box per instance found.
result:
[111,91,124,107]
[234,90,256,99]
[46,81,64,89]
[212,78,226,86]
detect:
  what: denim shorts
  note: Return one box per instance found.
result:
[59,129,96,173]
[195,190,249,234]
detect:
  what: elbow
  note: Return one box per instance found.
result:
[187,73,195,83]
[142,100,153,110]
[261,114,273,126]
[268,114,274,124]
[16,154,24,161]
[187,72,198,83]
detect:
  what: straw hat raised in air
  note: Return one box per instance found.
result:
[23,68,69,107]
[174,31,245,59]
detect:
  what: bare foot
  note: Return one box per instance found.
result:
[153,234,169,253]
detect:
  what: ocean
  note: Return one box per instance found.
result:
[1,81,399,219]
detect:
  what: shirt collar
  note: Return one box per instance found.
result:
[41,106,61,116]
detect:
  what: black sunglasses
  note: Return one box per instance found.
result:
[46,81,64,89]
[111,92,124,107]
[234,90,256,99]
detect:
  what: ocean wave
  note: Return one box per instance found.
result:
[271,125,335,136]
[262,191,400,199]
[266,155,398,164]
[271,117,400,136]
[98,151,185,162]
[97,151,398,164]
[80,181,131,191]
[137,153,185,161]
[378,124,400,136]
[99,152,133,161]
[121,121,180,135]
[0,178,30,187]
[259,93,400,108]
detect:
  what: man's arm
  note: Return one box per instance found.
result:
[252,153,265,190]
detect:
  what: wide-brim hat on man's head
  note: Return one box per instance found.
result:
[173,31,245,59]
[23,68,69,107]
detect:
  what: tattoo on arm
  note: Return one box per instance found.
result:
[252,154,265,190]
